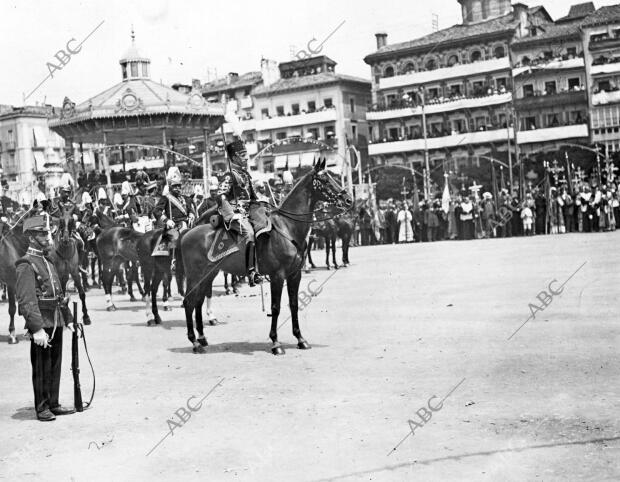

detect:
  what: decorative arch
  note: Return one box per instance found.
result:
[470,49,483,62]
[447,54,460,67]
[384,65,395,78]
[494,44,506,59]
[403,62,416,74]
[425,57,438,71]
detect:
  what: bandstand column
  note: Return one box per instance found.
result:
[162,128,168,168]
[102,131,112,196]
[203,128,211,197]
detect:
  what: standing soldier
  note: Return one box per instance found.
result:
[15,214,75,421]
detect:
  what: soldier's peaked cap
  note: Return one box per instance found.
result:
[23,214,50,232]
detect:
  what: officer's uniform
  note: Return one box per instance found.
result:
[15,215,73,419]
[154,187,195,231]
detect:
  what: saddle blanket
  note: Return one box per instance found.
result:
[207,228,243,263]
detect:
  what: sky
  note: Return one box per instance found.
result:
[2,0,620,107]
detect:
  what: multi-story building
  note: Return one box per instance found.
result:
[0,105,67,196]
[175,56,371,182]
[511,3,592,154]
[364,1,552,175]
[581,4,620,153]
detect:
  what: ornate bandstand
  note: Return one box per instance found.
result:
[49,31,225,191]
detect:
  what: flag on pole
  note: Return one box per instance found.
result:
[441,176,450,214]
[491,161,499,207]
[411,173,420,212]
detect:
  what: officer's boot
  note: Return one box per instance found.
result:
[246,242,262,287]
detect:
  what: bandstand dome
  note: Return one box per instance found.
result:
[49,31,224,145]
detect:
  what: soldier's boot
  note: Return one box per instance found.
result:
[246,242,262,287]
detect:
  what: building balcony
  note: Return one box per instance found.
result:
[516,124,589,145]
[514,90,587,110]
[368,127,513,156]
[378,57,511,91]
[592,89,620,106]
[255,108,337,131]
[367,92,512,121]
[589,36,620,51]
[591,61,620,76]
[222,118,256,134]
[512,56,584,77]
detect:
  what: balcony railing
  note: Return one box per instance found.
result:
[255,108,337,131]
[378,57,511,91]
[592,89,620,106]
[367,91,512,121]
[512,56,584,77]
[517,124,589,144]
[514,89,587,109]
[589,35,620,51]
[368,126,513,156]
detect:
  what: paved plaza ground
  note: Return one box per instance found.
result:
[0,232,619,481]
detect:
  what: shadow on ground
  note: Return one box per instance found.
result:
[168,341,327,355]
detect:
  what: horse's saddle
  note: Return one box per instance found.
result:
[152,229,179,257]
[207,228,245,263]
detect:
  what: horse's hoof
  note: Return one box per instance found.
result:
[192,344,205,354]
[305,269,310,274]
[208,318,217,326]
[129,296,137,302]
[326,266,331,270]
[106,304,117,312]
[163,305,172,312]
[8,335,18,345]
[225,289,230,295]
[198,337,208,347]
[271,345,285,356]
[334,265,339,270]
[147,319,155,327]
[83,315,91,326]
[298,340,311,350]
[154,316,162,325]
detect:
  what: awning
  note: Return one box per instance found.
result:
[275,155,288,169]
[32,150,46,169]
[300,151,317,166]
[32,127,47,148]
[287,153,301,168]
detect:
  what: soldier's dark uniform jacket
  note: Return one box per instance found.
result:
[15,247,71,333]
[50,197,79,219]
[154,193,194,227]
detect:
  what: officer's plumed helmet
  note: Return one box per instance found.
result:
[226,139,247,160]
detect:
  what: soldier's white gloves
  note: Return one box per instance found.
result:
[72,214,78,221]
[166,220,175,229]
[32,329,50,348]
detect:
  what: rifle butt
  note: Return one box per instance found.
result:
[71,301,84,412]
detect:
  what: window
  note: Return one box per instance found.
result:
[142,63,149,77]
[307,101,316,112]
[522,56,531,66]
[494,45,506,58]
[425,59,437,71]
[475,116,487,130]
[292,103,300,115]
[404,62,415,74]
[482,0,490,19]
[546,114,560,127]
[388,128,398,140]
[543,51,553,60]
[261,108,269,119]
[470,50,482,62]
[244,88,251,96]
[350,97,355,113]
[308,128,319,139]
[276,105,284,116]
[523,84,534,97]
[122,64,127,80]
[447,55,459,67]
[384,66,395,78]
[568,77,581,90]
[130,62,138,77]
[599,80,611,92]
[524,116,537,130]
[496,77,507,89]
[452,119,466,133]
[325,125,336,139]
[450,84,462,96]
[352,125,357,140]
[567,47,577,57]
[428,87,439,99]
[246,133,255,143]
[472,81,484,95]
[324,98,333,108]
[545,81,557,95]
[276,132,287,140]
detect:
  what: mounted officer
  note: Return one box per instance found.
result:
[134,180,158,232]
[152,169,195,258]
[15,214,75,421]
[215,139,269,286]
[50,184,79,219]
[116,181,140,228]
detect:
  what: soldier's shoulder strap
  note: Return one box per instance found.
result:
[15,256,43,285]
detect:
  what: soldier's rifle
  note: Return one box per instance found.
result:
[71,301,95,411]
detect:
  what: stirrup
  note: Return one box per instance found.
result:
[248,271,262,287]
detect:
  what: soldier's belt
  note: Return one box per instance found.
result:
[38,298,64,311]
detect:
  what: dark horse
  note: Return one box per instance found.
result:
[307,218,339,270]
[0,220,29,343]
[51,211,92,325]
[180,158,352,354]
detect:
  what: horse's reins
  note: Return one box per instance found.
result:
[0,206,36,244]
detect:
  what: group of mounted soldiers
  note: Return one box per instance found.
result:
[6,139,280,421]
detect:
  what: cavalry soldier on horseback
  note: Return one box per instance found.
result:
[152,169,195,258]
[115,181,140,228]
[15,214,75,421]
[51,184,79,219]
[134,180,158,232]
[215,139,268,286]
